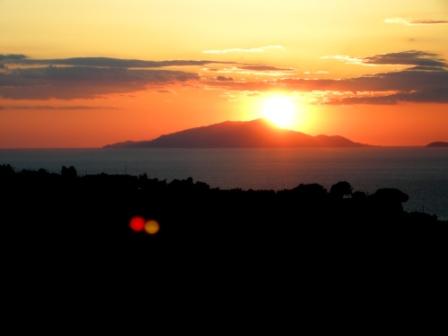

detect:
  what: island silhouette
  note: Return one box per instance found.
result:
[104,119,366,148]
[426,141,448,148]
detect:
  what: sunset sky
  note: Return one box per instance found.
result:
[1,0,448,147]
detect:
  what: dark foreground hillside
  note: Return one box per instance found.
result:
[1,164,446,261]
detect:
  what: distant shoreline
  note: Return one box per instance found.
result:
[426,142,448,148]
[2,147,447,220]
[1,164,446,228]
[2,145,448,150]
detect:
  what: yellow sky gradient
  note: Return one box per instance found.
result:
[1,0,447,147]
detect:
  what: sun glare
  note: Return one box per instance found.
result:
[261,95,298,129]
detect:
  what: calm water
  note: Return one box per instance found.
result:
[1,148,448,219]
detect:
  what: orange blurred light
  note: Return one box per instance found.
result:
[145,220,161,235]
[129,216,145,232]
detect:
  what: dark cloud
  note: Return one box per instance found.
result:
[216,76,234,81]
[0,55,230,68]
[0,105,118,111]
[363,50,447,68]
[283,67,448,104]
[0,54,236,99]
[0,53,297,99]
[283,67,448,92]
[239,65,293,72]
[331,88,448,105]
[411,19,448,24]
[209,51,448,105]
[0,54,28,62]
[0,66,198,99]
[34,58,224,68]
[2,51,447,104]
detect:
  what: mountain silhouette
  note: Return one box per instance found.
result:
[426,142,448,148]
[104,119,366,148]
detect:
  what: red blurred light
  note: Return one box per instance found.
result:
[129,216,145,232]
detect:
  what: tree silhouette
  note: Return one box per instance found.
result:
[0,165,445,259]
[330,181,353,199]
[61,166,78,179]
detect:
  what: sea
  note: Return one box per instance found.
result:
[1,148,447,220]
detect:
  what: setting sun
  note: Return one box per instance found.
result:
[261,95,298,129]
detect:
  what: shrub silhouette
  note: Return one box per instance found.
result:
[0,164,445,257]
[330,181,353,199]
[61,166,78,179]
[0,164,14,177]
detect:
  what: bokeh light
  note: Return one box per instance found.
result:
[145,220,161,235]
[129,216,145,232]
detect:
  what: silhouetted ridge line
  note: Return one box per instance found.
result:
[426,141,448,148]
[104,119,367,148]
